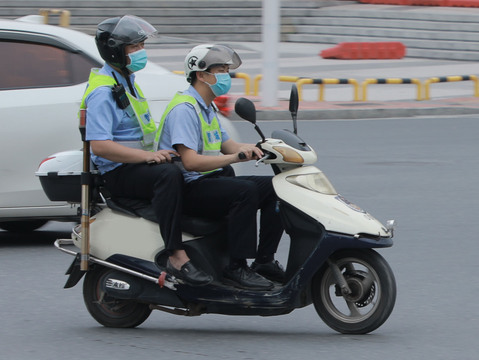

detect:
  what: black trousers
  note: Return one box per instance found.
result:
[101,163,184,252]
[183,168,284,260]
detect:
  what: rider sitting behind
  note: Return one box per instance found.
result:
[83,15,212,286]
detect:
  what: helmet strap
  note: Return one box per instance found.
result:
[121,68,136,96]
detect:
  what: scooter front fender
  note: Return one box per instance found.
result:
[324,231,393,250]
[290,231,393,292]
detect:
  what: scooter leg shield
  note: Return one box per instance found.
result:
[279,201,327,282]
[155,233,229,282]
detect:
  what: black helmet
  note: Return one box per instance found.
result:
[95,15,157,69]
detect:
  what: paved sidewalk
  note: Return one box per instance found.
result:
[152,42,479,120]
[226,41,479,120]
[236,96,479,120]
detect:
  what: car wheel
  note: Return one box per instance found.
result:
[0,220,48,232]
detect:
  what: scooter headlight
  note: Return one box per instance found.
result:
[272,146,304,163]
[286,173,337,194]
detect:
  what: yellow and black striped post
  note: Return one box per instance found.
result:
[423,75,479,100]
[296,78,360,101]
[39,8,71,27]
[361,78,422,101]
[253,75,303,96]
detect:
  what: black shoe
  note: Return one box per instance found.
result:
[251,260,285,283]
[222,265,274,290]
[166,259,213,286]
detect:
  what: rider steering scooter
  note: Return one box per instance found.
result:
[37,86,397,334]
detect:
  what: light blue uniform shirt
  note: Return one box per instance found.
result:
[159,86,230,182]
[85,63,142,174]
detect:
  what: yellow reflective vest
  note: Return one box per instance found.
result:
[156,92,222,174]
[80,69,157,150]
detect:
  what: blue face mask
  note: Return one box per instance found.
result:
[126,49,147,72]
[205,72,232,96]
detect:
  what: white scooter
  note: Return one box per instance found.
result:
[37,86,396,334]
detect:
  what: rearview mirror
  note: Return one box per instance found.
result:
[289,84,299,134]
[234,97,265,143]
[234,97,256,124]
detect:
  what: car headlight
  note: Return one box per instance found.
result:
[286,173,337,194]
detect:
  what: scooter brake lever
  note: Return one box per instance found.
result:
[255,154,271,167]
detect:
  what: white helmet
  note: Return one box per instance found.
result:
[184,44,242,83]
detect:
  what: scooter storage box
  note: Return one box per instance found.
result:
[36,150,97,203]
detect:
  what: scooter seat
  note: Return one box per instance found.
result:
[106,197,149,219]
[180,215,225,237]
[106,197,224,237]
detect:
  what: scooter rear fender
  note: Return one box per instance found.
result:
[63,253,85,289]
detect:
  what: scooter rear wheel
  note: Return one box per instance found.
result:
[83,265,152,328]
[312,249,396,334]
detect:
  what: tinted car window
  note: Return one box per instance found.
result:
[0,40,99,90]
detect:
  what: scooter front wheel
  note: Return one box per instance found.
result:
[83,265,152,328]
[312,249,396,334]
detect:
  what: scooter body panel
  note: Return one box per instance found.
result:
[273,166,390,238]
[74,208,198,262]
[65,172,393,316]
[79,194,392,316]
[89,229,392,316]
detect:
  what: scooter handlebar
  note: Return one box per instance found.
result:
[238,148,261,161]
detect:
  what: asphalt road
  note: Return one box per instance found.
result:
[1,115,479,359]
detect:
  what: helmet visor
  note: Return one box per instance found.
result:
[110,15,157,44]
[203,45,242,70]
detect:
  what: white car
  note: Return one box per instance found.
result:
[0,17,236,232]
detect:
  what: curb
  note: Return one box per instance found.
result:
[227,97,479,120]
[249,106,479,121]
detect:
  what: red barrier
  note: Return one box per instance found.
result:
[320,42,406,60]
[446,0,479,7]
[359,0,479,5]
[213,95,232,116]
[410,0,444,5]
[359,0,412,4]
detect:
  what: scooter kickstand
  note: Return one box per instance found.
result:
[149,303,203,317]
